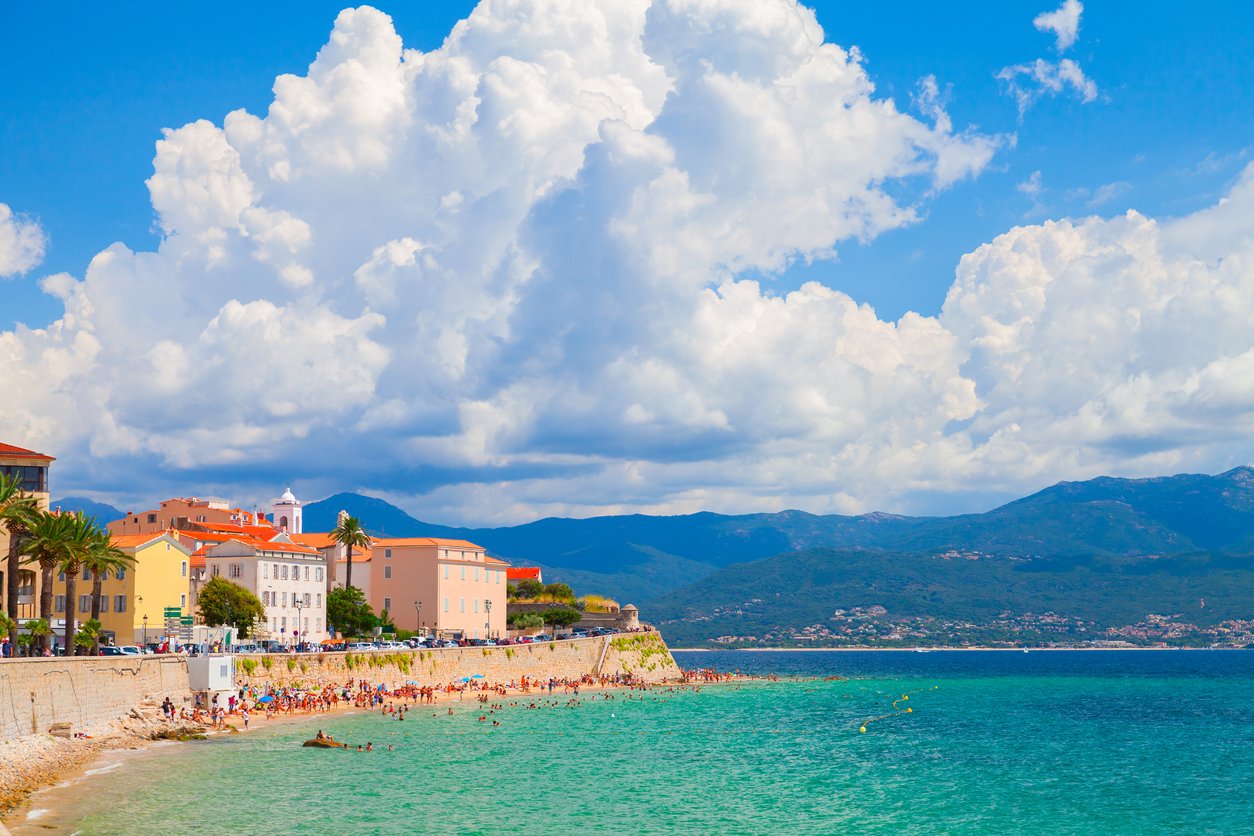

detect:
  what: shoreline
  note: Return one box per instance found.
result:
[671,646,1236,652]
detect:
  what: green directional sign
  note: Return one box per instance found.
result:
[163,607,182,618]
[180,616,194,626]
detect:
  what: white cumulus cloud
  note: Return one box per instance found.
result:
[0,203,47,277]
[1034,0,1083,51]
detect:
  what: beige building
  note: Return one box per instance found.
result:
[204,534,329,643]
[0,442,54,623]
[109,497,269,536]
[370,538,508,639]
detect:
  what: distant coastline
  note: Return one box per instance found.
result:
[671,645,1230,652]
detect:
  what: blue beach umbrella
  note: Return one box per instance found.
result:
[257,695,274,703]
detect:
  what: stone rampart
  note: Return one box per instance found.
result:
[234,632,678,691]
[0,633,680,741]
[0,656,190,741]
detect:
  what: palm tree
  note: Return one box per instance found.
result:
[329,515,371,592]
[82,530,134,654]
[23,511,74,654]
[26,617,51,655]
[0,610,15,657]
[1,474,39,653]
[55,513,98,656]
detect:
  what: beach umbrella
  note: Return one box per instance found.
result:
[471,674,485,679]
[459,676,470,683]
[257,695,274,703]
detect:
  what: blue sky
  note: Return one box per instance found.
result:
[1,1,1252,522]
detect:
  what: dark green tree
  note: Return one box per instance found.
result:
[540,606,582,636]
[327,586,378,639]
[543,582,576,603]
[198,577,265,639]
[507,611,544,632]
[514,578,543,599]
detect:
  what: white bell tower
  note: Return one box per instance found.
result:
[271,486,303,534]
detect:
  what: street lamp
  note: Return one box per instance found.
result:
[142,614,148,647]
[294,598,305,650]
[413,600,422,636]
[484,599,492,640]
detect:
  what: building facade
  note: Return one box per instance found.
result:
[47,533,192,645]
[204,535,329,643]
[369,538,508,639]
[0,442,54,623]
[270,487,303,534]
[109,497,270,536]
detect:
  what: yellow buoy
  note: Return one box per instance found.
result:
[906,707,912,713]
[859,726,867,733]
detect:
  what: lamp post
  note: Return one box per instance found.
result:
[142,614,148,647]
[294,598,305,651]
[484,599,492,641]
[413,600,422,637]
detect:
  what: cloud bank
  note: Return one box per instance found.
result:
[2,1,1251,524]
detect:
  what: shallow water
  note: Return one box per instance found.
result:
[13,650,1254,834]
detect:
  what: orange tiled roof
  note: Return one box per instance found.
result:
[0,442,54,462]
[373,537,484,550]
[485,556,510,566]
[206,536,320,556]
[110,533,166,548]
[288,532,342,548]
[506,566,541,580]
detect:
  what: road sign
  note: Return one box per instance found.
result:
[163,607,182,618]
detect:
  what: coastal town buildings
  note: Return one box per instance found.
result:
[109,497,270,536]
[46,532,192,645]
[370,538,508,639]
[0,442,54,622]
[289,528,374,603]
[203,534,329,642]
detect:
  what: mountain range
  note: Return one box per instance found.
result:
[56,467,1254,644]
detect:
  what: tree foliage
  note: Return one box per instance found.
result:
[514,578,544,599]
[327,586,378,638]
[329,515,372,592]
[507,611,544,631]
[198,577,266,639]
[540,606,582,635]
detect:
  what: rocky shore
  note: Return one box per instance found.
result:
[0,703,207,818]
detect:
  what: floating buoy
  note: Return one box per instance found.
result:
[859,726,867,733]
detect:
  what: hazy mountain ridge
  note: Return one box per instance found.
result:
[301,468,1254,610]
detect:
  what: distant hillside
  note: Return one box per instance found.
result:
[50,497,123,522]
[302,467,1254,607]
[649,547,1254,647]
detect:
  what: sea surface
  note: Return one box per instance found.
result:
[12,650,1254,835]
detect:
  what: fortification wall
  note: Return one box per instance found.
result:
[0,656,190,740]
[0,633,680,741]
[234,632,678,691]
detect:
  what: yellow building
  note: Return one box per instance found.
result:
[49,532,192,646]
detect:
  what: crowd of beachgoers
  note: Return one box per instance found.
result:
[158,665,740,739]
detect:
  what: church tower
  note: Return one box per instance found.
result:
[271,486,303,534]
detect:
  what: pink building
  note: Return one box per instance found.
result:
[370,538,508,640]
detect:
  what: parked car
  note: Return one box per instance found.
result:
[347,642,376,651]
[116,645,143,655]
[231,643,263,654]
[99,646,126,656]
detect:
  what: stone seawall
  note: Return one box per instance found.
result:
[0,656,190,741]
[0,633,679,741]
[235,632,678,691]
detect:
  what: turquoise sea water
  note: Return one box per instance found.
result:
[13,650,1254,834]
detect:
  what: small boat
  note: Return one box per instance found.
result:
[303,738,347,749]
